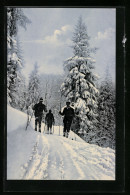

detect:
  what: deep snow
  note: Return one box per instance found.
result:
[7,105,115,180]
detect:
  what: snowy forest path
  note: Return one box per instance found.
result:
[19,127,115,180]
[7,106,115,180]
[20,131,87,180]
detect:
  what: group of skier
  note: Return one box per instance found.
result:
[32,97,75,137]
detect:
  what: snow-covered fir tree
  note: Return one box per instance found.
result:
[27,63,41,110]
[14,73,27,112]
[7,8,30,107]
[97,68,115,149]
[61,16,99,142]
[13,37,27,111]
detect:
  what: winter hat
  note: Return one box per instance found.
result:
[40,97,43,101]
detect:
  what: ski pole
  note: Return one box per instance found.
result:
[43,123,46,134]
[59,92,62,136]
[59,122,60,136]
[53,125,54,134]
[59,111,61,136]
[25,113,29,130]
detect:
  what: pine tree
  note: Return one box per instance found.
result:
[27,63,41,109]
[14,73,27,111]
[14,37,28,111]
[7,8,31,106]
[61,16,99,141]
[97,69,115,149]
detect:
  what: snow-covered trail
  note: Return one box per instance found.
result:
[17,130,114,180]
[7,106,115,180]
[19,132,84,180]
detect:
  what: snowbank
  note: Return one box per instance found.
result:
[7,106,33,132]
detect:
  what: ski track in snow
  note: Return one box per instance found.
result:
[62,138,114,180]
[19,131,115,180]
[62,140,86,180]
[21,134,49,180]
[7,106,115,180]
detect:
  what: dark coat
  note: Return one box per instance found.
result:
[33,102,47,117]
[45,112,54,127]
[45,113,54,123]
[60,106,74,123]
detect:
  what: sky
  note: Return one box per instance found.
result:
[18,8,116,83]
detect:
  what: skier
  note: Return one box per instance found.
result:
[33,97,47,132]
[45,110,55,134]
[59,101,74,138]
